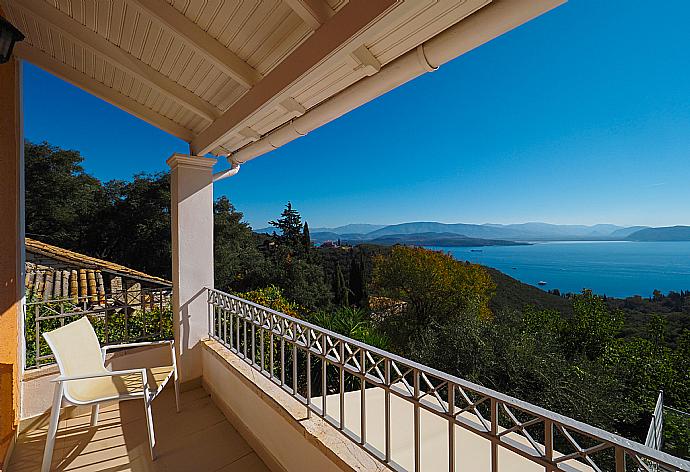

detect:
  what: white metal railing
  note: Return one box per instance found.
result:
[26,288,172,368]
[646,391,665,451]
[206,287,690,472]
[644,391,665,472]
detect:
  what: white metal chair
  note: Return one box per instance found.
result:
[41,316,179,472]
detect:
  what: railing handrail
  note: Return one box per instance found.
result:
[206,287,690,471]
[665,406,690,418]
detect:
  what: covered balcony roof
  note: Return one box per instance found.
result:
[2,0,563,162]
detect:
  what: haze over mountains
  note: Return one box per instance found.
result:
[255,222,690,245]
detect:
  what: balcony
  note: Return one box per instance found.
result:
[2,0,690,471]
[9,288,689,472]
[7,385,267,472]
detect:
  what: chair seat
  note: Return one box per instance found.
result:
[67,365,175,403]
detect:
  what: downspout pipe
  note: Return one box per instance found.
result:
[212,159,240,182]
[230,0,564,164]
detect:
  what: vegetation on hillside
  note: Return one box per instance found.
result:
[25,141,690,459]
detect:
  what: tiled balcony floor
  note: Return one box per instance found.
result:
[8,385,269,472]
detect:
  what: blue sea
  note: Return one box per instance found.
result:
[428,241,690,298]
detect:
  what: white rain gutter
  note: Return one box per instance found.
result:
[212,159,241,182]
[230,0,565,164]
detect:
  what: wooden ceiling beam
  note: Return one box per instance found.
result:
[284,0,335,30]
[190,0,398,156]
[13,0,219,122]
[15,42,195,142]
[128,0,262,89]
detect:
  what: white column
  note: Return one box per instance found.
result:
[167,153,216,383]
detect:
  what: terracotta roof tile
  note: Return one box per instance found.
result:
[25,238,171,286]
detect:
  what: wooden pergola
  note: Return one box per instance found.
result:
[0,0,564,464]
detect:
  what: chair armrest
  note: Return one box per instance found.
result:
[102,340,173,353]
[53,368,146,383]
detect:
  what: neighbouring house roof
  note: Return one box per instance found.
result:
[25,237,171,287]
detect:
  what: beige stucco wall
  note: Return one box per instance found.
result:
[0,28,23,468]
[201,340,391,472]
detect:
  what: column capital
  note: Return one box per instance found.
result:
[166,153,217,170]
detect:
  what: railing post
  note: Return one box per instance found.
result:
[491,398,499,472]
[360,349,366,446]
[306,345,312,418]
[414,369,421,472]
[615,446,625,472]
[448,384,455,472]
[339,342,345,430]
[321,333,327,418]
[35,304,40,367]
[544,419,554,472]
[385,358,391,463]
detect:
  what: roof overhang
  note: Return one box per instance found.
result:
[3,0,564,162]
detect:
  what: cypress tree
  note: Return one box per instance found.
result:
[333,262,343,305]
[333,262,349,306]
[349,253,367,306]
[302,221,311,252]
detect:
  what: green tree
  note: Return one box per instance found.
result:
[280,257,331,312]
[372,246,495,364]
[214,196,269,292]
[25,141,106,248]
[302,221,311,253]
[333,262,349,306]
[646,313,667,348]
[237,285,301,318]
[373,246,495,327]
[565,290,624,360]
[269,202,302,244]
[348,253,368,306]
[308,307,388,349]
[92,172,172,278]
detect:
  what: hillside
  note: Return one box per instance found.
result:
[317,244,572,315]
[609,226,649,238]
[607,292,690,347]
[626,226,690,241]
[485,267,574,315]
[360,232,528,247]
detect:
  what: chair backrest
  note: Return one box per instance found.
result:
[43,317,106,381]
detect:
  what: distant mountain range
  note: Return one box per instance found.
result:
[311,224,387,234]
[255,222,690,246]
[362,232,528,247]
[626,226,690,241]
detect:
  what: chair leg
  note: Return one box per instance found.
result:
[41,382,63,472]
[90,404,100,427]
[144,396,157,461]
[171,341,180,413]
[174,377,181,413]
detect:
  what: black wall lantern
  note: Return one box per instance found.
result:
[0,16,24,64]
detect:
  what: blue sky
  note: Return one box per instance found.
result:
[23,1,690,229]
